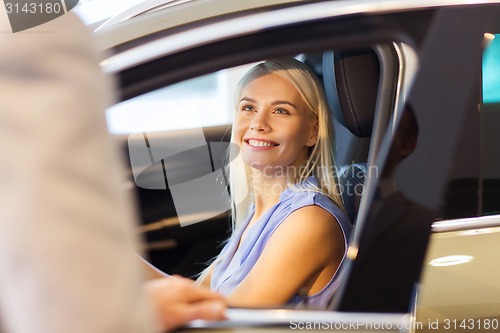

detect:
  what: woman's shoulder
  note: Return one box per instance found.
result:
[279,177,352,237]
[283,178,344,215]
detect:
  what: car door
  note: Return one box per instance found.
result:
[416,29,500,329]
[97,0,500,327]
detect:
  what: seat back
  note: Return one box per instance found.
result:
[323,49,380,138]
[322,49,380,223]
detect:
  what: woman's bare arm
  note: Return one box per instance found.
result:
[226,205,345,307]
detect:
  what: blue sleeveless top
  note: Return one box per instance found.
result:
[210,176,351,309]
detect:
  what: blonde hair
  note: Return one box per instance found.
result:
[228,57,345,229]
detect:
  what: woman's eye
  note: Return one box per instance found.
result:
[274,108,289,115]
[241,105,254,112]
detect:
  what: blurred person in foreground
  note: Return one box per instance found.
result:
[0,8,225,333]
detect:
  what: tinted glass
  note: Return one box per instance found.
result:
[338,7,494,312]
[436,33,500,220]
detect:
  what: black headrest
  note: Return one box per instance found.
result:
[322,49,380,137]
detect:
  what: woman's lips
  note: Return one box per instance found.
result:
[244,139,279,149]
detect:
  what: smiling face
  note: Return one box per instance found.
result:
[233,73,318,175]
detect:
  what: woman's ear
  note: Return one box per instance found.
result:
[306,120,319,147]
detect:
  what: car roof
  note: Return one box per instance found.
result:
[94,0,311,50]
[94,0,500,52]
[93,0,310,32]
[96,0,500,75]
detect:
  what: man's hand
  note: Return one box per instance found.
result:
[145,276,226,332]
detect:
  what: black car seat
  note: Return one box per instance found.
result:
[322,49,380,224]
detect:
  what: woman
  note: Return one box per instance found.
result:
[197,57,351,309]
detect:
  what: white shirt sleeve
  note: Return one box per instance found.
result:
[0,9,157,333]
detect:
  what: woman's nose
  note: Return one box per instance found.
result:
[249,112,271,132]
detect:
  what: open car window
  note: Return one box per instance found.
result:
[107,64,255,134]
[112,43,417,308]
